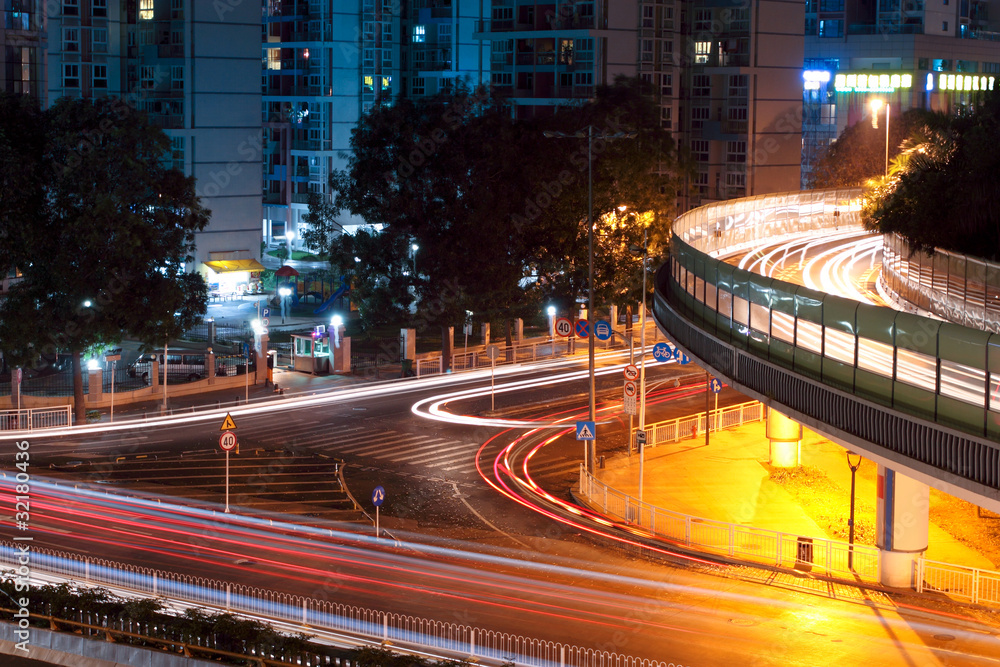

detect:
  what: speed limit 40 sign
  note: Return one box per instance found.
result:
[219,431,238,451]
[555,317,573,337]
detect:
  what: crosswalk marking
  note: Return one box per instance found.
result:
[382,442,474,462]
[340,435,441,455]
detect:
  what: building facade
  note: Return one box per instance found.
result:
[802,0,1000,185]
[262,0,489,248]
[1,0,46,99]
[44,0,262,283]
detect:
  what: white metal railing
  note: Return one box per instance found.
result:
[577,467,881,583]
[918,559,1000,606]
[0,542,688,667]
[0,406,73,431]
[631,400,764,446]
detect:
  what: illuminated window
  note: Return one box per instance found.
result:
[694,41,710,64]
[413,25,425,43]
[267,49,280,70]
[140,0,153,20]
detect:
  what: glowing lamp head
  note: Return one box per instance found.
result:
[86,358,101,371]
[279,287,292,297]
[547,306,556,317]
[411,243,419,252]
[331,314,344,329]
[83,300,92,308]
[286,230,295,241]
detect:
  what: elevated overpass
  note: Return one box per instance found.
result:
[653,187,1000,586]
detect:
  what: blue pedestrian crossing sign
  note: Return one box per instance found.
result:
[594,319,613,341]
[652,342,673,362]
[709,378,722,393]
[576,421,596,440]
[372,486,385,507]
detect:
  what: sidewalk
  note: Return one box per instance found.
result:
[596,421,996,571]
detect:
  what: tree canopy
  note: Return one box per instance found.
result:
[808,107,926,188]
[0,94,209,420]
[328,78,681,347]
[862,89,1000,259]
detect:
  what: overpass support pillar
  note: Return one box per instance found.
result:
[766,408,801,468]
[877,466,929,588]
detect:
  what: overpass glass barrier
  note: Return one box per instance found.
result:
[660,188,1000,465]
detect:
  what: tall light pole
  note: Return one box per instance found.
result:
[847,451,863,569]
[285,229,296,262]
[411,243,419,275]
[544,126,636,474]
[870,99,890,177]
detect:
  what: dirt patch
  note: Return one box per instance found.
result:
[929,489,1000,568]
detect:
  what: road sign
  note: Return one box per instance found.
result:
[652,342,673,362]
[575,421,596,440]
[372,485,385,507]
[262,318,270,328]
[105,354,121,362]
[575,319,590,338]
[623,364,639,381]
[624,393,637,415]
[675,349,690,365]
[555,317,573,338]
[709,378,723,393]
[486,344,500,361]
[594,319,612,341]
[220,412,237,431]
[219,431,237,451]
[262,308,270,317]
[624,380,637,398]
[15,368,22,383]
[243,343,251,357]
[636,430,647,445]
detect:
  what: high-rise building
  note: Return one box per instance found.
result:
[1,0,46,99]
[802,0,1000,184]
[262,0,489,248]
[475,0,804,210]
[45,0,262,283]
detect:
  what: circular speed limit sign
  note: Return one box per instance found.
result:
[555,317,573,337]
[219,431,238,452]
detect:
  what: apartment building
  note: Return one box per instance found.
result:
[262,0,489,247]
[803,0,1000,184]
[1,0,46,98]
[45,0,262,280]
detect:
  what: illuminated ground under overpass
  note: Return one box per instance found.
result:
[654,187,1000,586]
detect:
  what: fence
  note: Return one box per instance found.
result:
[577,467,881,583]
[0,406,72,431]
[184,322,253,348]
[351,336,401,372]
[0,542,685,667]
[918,559,1000,606]
[631,400,764,447]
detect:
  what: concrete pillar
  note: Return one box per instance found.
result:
[87,367,102,404]
[207,349,216,384]
[877,466,929,588]
[400,328,416,360]
[766,408,801,468]
[257,335,268,384]
[610,305,618,328]
[150,360,159,388]
[513,318,524,342]
[442,326,454,371]
[333,331,351,373]
[481,322,490,346]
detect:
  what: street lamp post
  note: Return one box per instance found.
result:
[279,286,292,324]
[411,243,419,275]
[847,451,863,569]
[544,126,636,474]
[285,229,296,262]
[870,99,890,177]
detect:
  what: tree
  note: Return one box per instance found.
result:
[863,89,1000,259]
[0,95,209,421]
[808,108,926,188]
[301,191,340,256]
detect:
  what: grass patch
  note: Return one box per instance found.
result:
[765,464,877,546]
[267,248,327,261]
[929,489,1000,568]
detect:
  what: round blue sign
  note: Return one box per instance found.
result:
[709,378,722,393]
[575,319,590,338]
[372,485,385,507]
[676,351,690,365]
[652,342,673,362]
[594,319,613,341]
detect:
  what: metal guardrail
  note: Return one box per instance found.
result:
[0,542,685,667]
[0,407,72,431]
[918,559,1000,606]
[632,399,763,446]
[578,467,881,583]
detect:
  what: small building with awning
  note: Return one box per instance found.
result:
[203,259,266,298]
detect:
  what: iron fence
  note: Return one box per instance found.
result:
[632,400,764,447]
[0,407,72,431]
[578,466,881,583]
[0,541,689,667]
[918,559,1000,606]
[351,336,401,371]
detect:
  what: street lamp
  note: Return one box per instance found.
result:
[628,214,650,502]
[279,286,292,324]
[285,229,296,262]
[547,305,556,341]
[411,243,419,275]
[847,451,863,569]
[870,99,890,177]
[544,126,637,474]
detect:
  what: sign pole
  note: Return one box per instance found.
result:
[110,359,116,423]
[225,449,230,513]
[491,356,495,411]
[705,371,711,448]
[629,336,634,454]
[376,505,380,538]
[245,345,250,404]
